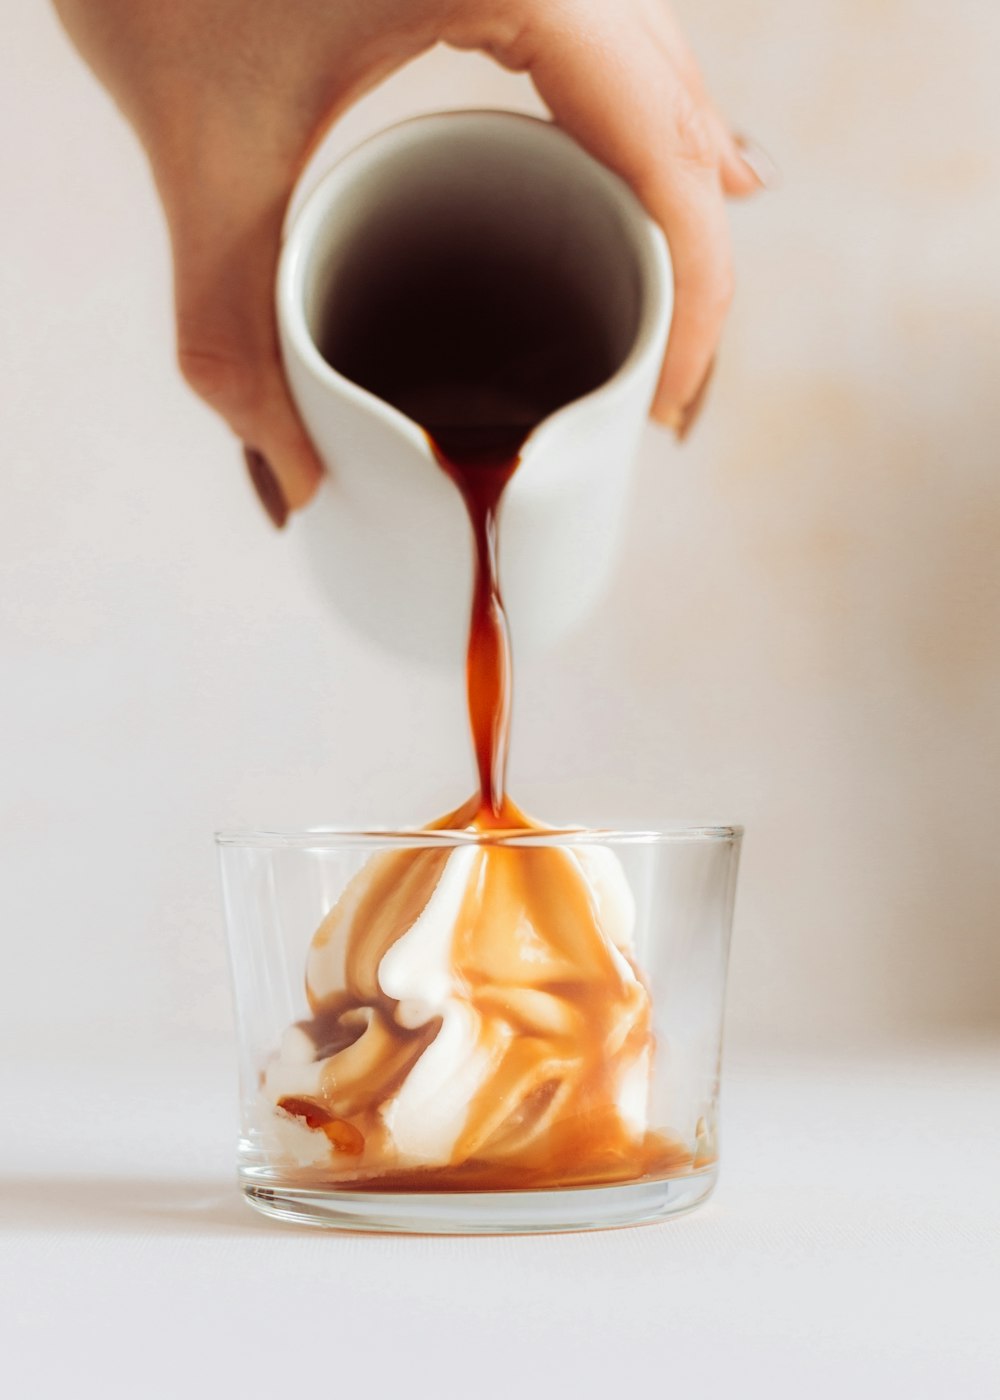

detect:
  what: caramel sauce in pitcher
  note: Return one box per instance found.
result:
[270,237,691,1190]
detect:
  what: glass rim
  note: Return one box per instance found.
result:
[214,823,743,850]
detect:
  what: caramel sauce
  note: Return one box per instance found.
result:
[270,238,695,1191]
[277,1097,365,1156]
[430,427,521,826]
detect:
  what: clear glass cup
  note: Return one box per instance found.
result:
[217,825,741,1234]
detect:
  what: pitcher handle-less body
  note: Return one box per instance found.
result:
[277,111,672,665]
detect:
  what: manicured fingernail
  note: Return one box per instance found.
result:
[676,358,717,443]
[243,446,288,529]
[655,404,685,433]
[735,134,781,190]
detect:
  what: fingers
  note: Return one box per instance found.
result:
[637,6,767,199]
[647,109,734,431]
[503,3,761,433]
[165,168,323,525]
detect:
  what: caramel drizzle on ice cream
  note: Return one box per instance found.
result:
[269,421,690,1189]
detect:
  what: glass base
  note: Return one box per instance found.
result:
[241,1166,718,1234]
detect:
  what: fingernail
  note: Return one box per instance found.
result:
[735,134,781,190]
[243,446,288,529]
[676,358,717,443]
[655,404,685,433]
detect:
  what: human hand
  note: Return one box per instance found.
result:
[54,0,770,526]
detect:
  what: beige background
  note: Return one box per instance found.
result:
[1,0,998,1057]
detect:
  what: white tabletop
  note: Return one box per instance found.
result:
[3,1042,997,1398]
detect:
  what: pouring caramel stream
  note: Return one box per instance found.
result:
[430,422,523,828]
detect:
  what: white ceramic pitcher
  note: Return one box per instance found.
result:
[277,111,672,665]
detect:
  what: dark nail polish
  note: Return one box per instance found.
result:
[243,446,289,529]
[677,358,717,443]
[734,134,781,190]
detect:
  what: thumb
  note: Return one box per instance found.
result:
[165,175,323,525]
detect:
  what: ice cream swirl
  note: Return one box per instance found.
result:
[263,837,688,1190]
